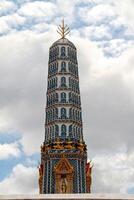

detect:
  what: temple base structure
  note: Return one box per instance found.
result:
[0,193,134,200]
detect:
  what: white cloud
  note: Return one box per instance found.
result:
[0,142,21,160]
[0,1,16,16]
[78,3,115,25]
[0,13,25,34]
[0,164,38,194]
[101,39,134,57]
[3,13,25,27]
[80,25,112,41]
[54,0,76,24]
[18,1,57,19]
[92,151,134,193]
[25,157,38,167]
[114,0,134,31]
[0,30,53,155]
[0,19,10,34]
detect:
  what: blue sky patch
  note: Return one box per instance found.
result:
[0,132,21,144]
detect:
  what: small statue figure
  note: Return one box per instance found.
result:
[61,178,67,193]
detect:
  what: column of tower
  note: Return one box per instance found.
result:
[45,38,83,143]
[39,20,92,194]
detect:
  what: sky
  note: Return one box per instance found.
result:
[0,0,134,195]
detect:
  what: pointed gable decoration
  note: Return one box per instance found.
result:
[54,157,74,174]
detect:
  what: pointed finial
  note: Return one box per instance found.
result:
[57,19,70,39]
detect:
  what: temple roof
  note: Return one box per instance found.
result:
[51,38,76,49]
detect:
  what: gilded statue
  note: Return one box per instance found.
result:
[61,178,67,193]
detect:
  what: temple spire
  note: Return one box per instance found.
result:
[57,19,70,39]
[39,26,92,194]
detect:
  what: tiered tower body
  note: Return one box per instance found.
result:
[39,21,92,194]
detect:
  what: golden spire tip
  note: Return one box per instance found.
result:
[57,19,70,39]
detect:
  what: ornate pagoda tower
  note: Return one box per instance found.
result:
[39,20,92,194]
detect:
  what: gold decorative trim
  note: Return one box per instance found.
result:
[41,141,87,153]
[86,161,93,193]
[38,164,43,194]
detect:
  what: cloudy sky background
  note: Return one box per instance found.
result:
[0,0,134,195]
